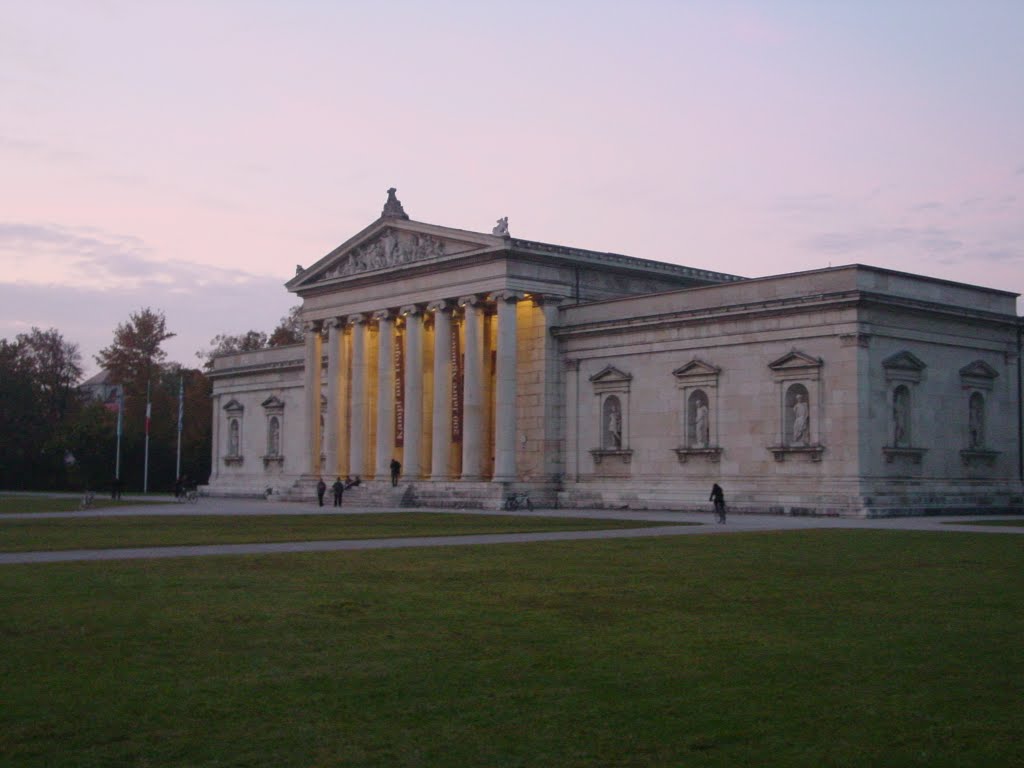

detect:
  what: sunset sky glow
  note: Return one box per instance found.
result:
[3,1,1022,375]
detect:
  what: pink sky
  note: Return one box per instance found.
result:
[2,1,1022,376]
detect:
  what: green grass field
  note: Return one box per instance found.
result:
[0,496,171,515]
[0,512,673,552]
[1,529,1021,767]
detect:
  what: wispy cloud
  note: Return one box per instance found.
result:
[802,226,963,256]
[0,221,270,293]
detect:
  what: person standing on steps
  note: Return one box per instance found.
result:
[331,476,345,508]
[709,483,726,523]
[390,458,401,487]
[316,477,327,507]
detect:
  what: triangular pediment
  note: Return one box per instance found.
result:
[882,351,927,371]
[223,398,244,413]
[287,218,505,292]
[959,360,998,379]
[589,365,632,384]
[672,359,720,379]
[768,348,822,371]
[260,395,285,411]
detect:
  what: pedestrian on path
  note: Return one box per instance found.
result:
[316,477,327,507]
[390,458,401,487]
[331,477,345,508]
[710,483,726,523]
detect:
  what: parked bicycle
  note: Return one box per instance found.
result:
[79,491,95,510]
[504,492,533,511]
[177,486,199,504]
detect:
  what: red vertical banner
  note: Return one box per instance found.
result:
[451,320,462,442]
[394,330,405,447]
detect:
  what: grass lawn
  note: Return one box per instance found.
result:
[0,496,172,515]
[1,530,1022,767]
[0,513,674,552]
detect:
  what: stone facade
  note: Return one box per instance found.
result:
[206,191,1024,516]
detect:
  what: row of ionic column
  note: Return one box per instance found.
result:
[302,292,523,483]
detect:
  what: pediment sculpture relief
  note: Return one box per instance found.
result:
[320,229,447,280]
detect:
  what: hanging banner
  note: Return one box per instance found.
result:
[451,321,463,442]
[394,330,405,447]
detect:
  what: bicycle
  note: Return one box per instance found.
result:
[79,491,95,510]
[504,492,533,511]
[177,487,199,504]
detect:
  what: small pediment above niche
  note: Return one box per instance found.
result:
[883,350,926,383]
[960,360,998,390]
[671,358,720,387]
[768,348,822,380]
[223,398,244,414]
[589,365,632,394]
[261,395,285,412]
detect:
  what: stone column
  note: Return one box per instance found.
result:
[491,291,520,482]
[373,310,395,479]
[538,295,566,480]
[347,314,368,478]
[401,305,424,479]
[324,318,344,477]
[459,296,484,480]
[428,300,453,480]
[303,321,323,475]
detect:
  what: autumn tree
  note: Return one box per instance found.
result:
[15,327,83,425]
[95,308,175,398]
[268,305,303,346]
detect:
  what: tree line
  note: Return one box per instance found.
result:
[0,306,301,494]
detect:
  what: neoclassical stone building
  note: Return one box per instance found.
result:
[207,190,1024,516]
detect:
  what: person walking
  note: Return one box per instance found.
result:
[709,483,726,523]
[331,476,345,508]
[316,477,327,507]
[390,458,401,487]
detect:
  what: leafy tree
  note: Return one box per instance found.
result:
[15,327,83,425]
[197,330,269,371]
[95,308,175,399]
[268,305,303,346]
[0,339,51,489]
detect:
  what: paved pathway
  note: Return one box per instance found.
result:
[1,496,1021,565]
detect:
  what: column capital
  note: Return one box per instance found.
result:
[303,320,321,334]
[399,304,423,318]
[458,294,484,308]
[427,299,453,313]
[347,313,368,326]
[323,317,345,330]
[372,309,394,323]
[489,290,525,303]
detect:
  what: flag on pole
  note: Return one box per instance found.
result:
[177,376,184,433]
[145,400,152,435]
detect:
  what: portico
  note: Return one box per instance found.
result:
[206,189,1023,516]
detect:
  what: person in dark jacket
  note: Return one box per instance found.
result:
[331,477,345,507]
[316,477,327,507]
[390,458,401,487]
[710,483,726,523]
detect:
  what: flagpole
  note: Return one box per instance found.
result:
[176,374,184,481]
[115,387,124,480]
[144,379,151,494]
